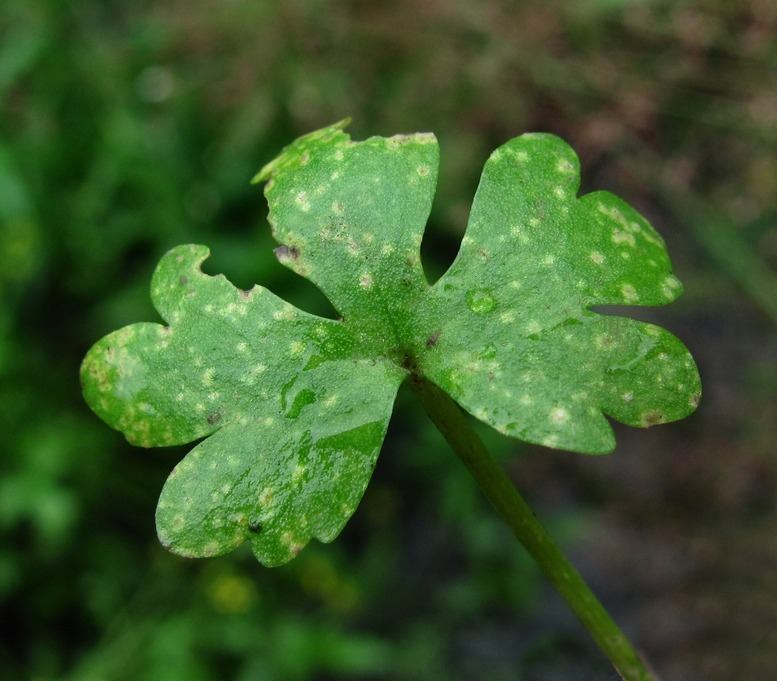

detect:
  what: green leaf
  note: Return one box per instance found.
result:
[414,133,700,453]
[252,119,438,339]
[81,243,405,565]
[81,123,700,563]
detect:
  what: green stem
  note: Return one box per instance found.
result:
[409,376,656,681]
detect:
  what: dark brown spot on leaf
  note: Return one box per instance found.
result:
[641,411,665,427]
[275,245,300,261]
[426,330,441,349]
[207,413,222,426]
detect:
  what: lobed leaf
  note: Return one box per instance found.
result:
[253,120,438,341]
[414,133,701,453]
[81,123,701,563]
[81,244,404,565]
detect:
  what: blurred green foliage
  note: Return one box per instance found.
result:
[2,0,776,679]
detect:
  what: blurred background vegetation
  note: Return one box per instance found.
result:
[2,1,776,679]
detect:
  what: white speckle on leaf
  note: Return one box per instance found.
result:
[208,390,219,401]
[662,275,682,299]
[346,238,361,256]
[359,272,373,289]
[590,251,605,265]
[553,186,565,199]
[417,164,430,177]
[272,305,296,321]
[324,395,338,409]
[622,391,634,402]
[290,340,305,355]
[612,230,636,247]
[465,359,482,373]
[500,310,516,324]
[473,407,489,422]
[203,541,221,555]
[137,402,156,415]
[194,403,206,413]
[543,255,556,266]
[237,341,248,352]
[295,191,311,212]
[526,321,542,335]
[621,283,639,302]
[514,150,529,162]
[260,487,274,506]
[292,464,306,483]
[333,150,344,161]
[203,367,215,385]
[331,201,344,215]
[381,243,394,255]
[557,158,574,173]
[550,407,569,423]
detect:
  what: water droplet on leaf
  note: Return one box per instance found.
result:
[466,289,497,314]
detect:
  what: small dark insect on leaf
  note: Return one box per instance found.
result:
[426,330,441,349]
[248,521,262,534]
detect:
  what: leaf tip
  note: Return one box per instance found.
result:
[251,118,353,185]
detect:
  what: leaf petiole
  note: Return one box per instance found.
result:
[409,375,656,681]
